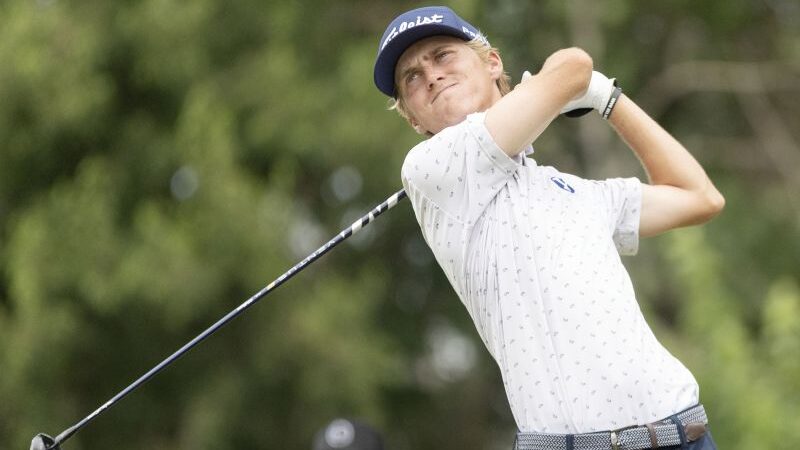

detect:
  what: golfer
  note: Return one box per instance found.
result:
[374,6,724,450]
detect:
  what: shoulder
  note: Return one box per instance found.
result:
[401,118,469,180]
[401,137,433,185]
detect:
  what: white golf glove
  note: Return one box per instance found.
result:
[521,70,621,119]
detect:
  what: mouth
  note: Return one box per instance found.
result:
[431,83,457,104]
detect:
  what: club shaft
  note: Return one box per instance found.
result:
[50,189,407,448]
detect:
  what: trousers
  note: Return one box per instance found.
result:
[677,430,717,450]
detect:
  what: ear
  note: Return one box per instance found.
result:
[486,50,504,82]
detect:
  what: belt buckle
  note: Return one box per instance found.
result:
[610,430,620,450]
[609,424,637,450]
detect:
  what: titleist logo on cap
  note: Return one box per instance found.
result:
[381,14,445,50]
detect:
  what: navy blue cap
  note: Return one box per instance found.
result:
[373,6,489,97]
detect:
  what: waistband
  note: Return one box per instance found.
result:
[514,404,708,450]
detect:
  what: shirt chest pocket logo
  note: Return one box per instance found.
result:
[550,176,575,194]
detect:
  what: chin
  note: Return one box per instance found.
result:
[423,101,479,134]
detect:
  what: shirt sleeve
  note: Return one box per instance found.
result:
[401,112,519,225]
[592,177,642,255]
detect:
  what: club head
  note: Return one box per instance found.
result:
[30,433,60,450]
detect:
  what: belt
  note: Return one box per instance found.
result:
[514,404,708,450]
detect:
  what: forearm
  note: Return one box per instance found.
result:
[608,94,725,235]
[486,48,593,156]
[609,96,705,187]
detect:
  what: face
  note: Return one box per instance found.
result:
[395,35,503,135]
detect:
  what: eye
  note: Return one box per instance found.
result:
[405,71,420,85]
[435,50,452,61]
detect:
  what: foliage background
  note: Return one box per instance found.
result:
[1,0,798,449]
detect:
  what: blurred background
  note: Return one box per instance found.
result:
[1,0,798,449]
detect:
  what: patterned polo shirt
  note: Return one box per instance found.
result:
[400,112,699,433]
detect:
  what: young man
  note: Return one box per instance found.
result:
[374,6,724,450]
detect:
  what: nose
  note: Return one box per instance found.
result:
[424,66,445,90]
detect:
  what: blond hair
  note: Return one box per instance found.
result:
[388,38,512,124]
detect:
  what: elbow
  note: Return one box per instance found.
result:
[697,188,726,223]
[547,47,593,96]
[564,48,593,97]
[571,47,594,72]
[560,47,593,69]
[561,47,594,66]
[708,189,726,217]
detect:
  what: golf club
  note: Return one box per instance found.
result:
[31,189,407,450]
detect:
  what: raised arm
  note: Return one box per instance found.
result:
[485,48,593,156]
[608,95,725,236]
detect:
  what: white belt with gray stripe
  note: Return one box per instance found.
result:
[514,404,708,450]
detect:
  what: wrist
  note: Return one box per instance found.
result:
[601,86,623,120]
[587,71,616,113]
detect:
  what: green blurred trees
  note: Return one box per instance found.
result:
[1,1,798,449]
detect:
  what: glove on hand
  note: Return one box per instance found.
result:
[560,70,617,118]
[519,70,620,119]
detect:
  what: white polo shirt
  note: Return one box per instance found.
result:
[401,112,698,433]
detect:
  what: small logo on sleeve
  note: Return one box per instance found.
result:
[550,177,575,193]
